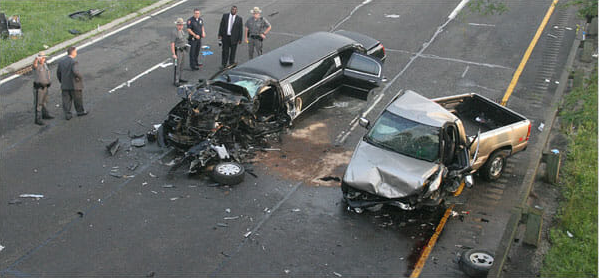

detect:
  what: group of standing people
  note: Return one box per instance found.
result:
[171,6,272,86]
[32,46,87,125]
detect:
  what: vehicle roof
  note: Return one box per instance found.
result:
[334,30,379,49]
[232,32,359,80]
[386,90,458,128]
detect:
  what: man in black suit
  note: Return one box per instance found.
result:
[57,46,87,120]
[218,6,243,68]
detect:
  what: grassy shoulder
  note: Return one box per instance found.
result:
[541,68,598,277]
[0,0,157,68]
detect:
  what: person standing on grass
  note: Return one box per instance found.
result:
[57,46,88,120]
[245,7,271,59]
[172,18,188,86]
[32,51,53,125]
[187,8,205,70]
[218,5,243,68]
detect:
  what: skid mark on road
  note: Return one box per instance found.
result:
[330,0,373,31]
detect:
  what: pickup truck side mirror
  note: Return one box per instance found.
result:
[359,117,370,129]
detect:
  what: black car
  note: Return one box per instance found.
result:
[160,31,385,183]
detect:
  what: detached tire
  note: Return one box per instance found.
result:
[481,151,507,181]
[212,162,245,185]
[459,249,494,277]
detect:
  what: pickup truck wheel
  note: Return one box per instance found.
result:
[481,151,506,181]
[212,162,245,185]
[459,249,494,277]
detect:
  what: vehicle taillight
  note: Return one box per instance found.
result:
[526,122,531,141]
[381,44,385,56]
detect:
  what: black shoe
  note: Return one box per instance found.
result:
[191,67,200,71]
[179,79,188,83]
[42,114,54,119]
[65,114,72,120]
[35,117,45,125]
[77,111,88,116]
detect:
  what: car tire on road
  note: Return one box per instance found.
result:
[481,151,506,181]
[459,249,495,277]
[212,162,245,185]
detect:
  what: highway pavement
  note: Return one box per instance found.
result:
[0,0,576,276]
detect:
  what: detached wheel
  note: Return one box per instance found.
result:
[212,162,245,185]
[481,151,506,181]
[459,249,494,277]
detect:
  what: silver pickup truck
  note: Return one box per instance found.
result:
[342,90,531,211]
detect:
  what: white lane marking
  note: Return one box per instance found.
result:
[469,23,496,27]
[336,0,470,144]
[108,59,171,93]
[336,93,384,144]
[384,48,513,70]
[151,0,189,16]
[448,0,470,20]
[0,74,21,85]
[461,65,470,78]
[331,0,373,31]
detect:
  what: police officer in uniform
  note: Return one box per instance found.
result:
[187,8,205,70]
[171,18,188,86]
[245,7,271,59]
[32,51,53,125]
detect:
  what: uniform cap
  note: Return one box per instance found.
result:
[174,18,185,25]
[250,7,262,14]
[37,51,47,58]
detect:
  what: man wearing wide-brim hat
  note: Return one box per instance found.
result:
[32,51,53,125]
[244,7,271,59]
[171,18,189,86]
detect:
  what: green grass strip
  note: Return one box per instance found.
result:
[0,0,157,68]
[542,68,598,278]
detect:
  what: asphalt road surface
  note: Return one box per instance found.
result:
[0,0,576,276]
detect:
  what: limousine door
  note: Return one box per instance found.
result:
[342,52,383,100]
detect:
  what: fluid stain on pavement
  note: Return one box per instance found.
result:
[253,121,352,186]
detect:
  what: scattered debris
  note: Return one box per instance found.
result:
[224,216,239,220]
[538,123,545,132]
[77,211,84,217]
[544,78,551,83]
[106,138,120,156]
[291,208,301,212]
[8,199,22,205]
[333,271,343,277]
[319,176,340,182]
[128,163,139,171]
[201,50,213,56]
[19,194,44,199]
[0,244,4,252]
[142,182,148,186]
[284,270,290,274]
[170,197,180,201]
[451,211,459,217]
[149,172,157,178]
[164,160,177,166]
[162,184,175,188]
[109,172,122,178]
[566,230,573,238]
[547,33,558,38]
[225,208,231,213]
[69,9,105,20]
[220,251,230,257]
[385,14,400,18]
[269,11,279,17]
[131,138,146,147]
[68,29,82,35]
[146,271,155,277]
[216,223,228,227]
[151,191,158,194]
[243,231,252,237]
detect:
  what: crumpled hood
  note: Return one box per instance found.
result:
[343,140,440,198]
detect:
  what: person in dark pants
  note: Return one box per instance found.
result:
[32,51,53,125]
[218,6,243,68]
[57,46,87,120]
[187,8,205,70]
[171,18,188,86]
[245,7,271,59]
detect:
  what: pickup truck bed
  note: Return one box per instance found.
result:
[434,94,526,137]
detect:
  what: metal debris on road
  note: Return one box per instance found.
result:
[146,271,155,277]
[385,14,400,18]
[284,270,290,274]
[216,223,228,227]
[142,182,148,186]
[224,216,240,220]
[128,163,139,171]
[77,211,84,217]
[149,172,157,178]
[0,244,4,252]
[333,271,343,277]
[106,138,120,156]
[162,184,175,188]
[151,191,158,194]
[131,138,146,147]
[451,211,459,217]
[19,194,44,199]
[291,208,301,212]
[244,231,252,237]
[319,176,340,182]
[269,11,279,16]
[225,208,231,213]
[170,197,179,201]
[538,123,545,132]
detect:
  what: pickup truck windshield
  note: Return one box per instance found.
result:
[365,111,440,162]
[213,74,263,98]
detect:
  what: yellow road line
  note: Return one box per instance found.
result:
[500,0,559,106]
[410,182,465,278]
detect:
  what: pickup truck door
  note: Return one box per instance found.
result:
[342,52,383,100]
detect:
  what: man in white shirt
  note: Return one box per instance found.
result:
[218,6,243,68]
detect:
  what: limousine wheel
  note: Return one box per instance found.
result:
[213,162,245,185]
[459,249,494,277]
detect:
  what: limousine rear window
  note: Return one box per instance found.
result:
[347,54,379,76]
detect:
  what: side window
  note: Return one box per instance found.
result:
[290,58,336,94]
[347,54,381,76]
